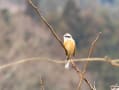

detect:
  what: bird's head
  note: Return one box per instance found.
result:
[63,33,72,39]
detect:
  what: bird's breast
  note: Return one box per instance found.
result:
[64,39,75,56]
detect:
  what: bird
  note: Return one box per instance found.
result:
[63,33,76,69]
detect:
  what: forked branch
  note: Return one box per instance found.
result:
[84,32,102,73]
[78,32,102,89]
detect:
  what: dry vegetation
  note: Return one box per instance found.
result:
[0,4,67,90]
[0,0,119,90]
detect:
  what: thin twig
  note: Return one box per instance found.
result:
[84,32,102,72]
[84,78,94,90]
[78,32,102,89]
[28,0,67,55]
[40,75,45,90]
[70,59,82,74]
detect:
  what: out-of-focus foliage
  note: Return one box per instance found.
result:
[0,0,119,90]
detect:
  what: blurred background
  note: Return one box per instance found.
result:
[0,0,119,90]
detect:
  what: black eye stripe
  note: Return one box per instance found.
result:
[65,36,71,38]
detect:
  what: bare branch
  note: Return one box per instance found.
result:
[26,1,119,90]
[40,75,45,90]
[28,0,92,89]
[28,0,67,55]
[0,57,118,90]
[78,32,102,89]
[88,32,102,58]
[85,32,102,72]
[83,78,94,90]
[70,59,82,74]
[0,57,119,70]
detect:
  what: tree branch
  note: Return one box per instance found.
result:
[40,75,45,90]
[0,57,119,70]
[26,0,119,90]
[28,0,91,89]
[28,0,67,55]
[28,0,94,88]
[78,32,102,90]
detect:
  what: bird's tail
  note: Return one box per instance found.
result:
[65,60,71,69]
[65,57,71,69]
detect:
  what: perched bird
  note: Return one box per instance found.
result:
[63,33,75,69]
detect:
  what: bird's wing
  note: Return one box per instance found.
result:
[73,46,76,56]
